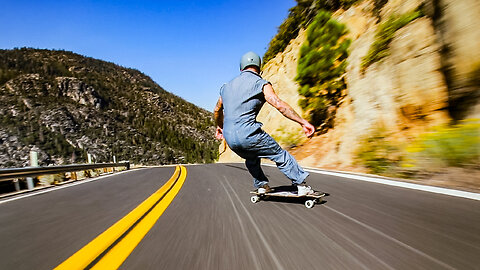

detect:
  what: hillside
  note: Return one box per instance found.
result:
[219,0,480,191]
[0,48,219,167]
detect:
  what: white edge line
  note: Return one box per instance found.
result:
[0,169,142,205]
[262,164,480,201]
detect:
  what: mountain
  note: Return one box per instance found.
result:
[0,48,219,167]
[219,0,480,191]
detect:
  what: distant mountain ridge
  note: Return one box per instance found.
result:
[0,48,219,167]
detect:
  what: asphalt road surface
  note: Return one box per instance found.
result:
[0,163,479,269]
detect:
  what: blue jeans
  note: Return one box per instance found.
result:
[225,128,309,188]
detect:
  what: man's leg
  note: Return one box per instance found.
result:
[245,158,269,188]
[231,131,308,187]
[270,150,309,185]
[254,132,309,185]
[240,132,309,185]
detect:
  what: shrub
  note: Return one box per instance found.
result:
[361,9,423,72]
[406,119,480,167]
[295,11,350,127]
[354,127,403,174]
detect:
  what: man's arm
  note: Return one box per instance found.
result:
[263,83,315,137]
[214,96,223,128]
[213,96,224,139]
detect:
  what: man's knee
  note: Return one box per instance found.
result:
[275,150,296,168]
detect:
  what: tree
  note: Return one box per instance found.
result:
[295,11,350,127]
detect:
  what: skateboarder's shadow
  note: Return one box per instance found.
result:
[224,164,271,178]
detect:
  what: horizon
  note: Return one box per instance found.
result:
[0,0,296,111]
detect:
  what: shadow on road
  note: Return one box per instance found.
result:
[222,164,271,178]
[256,185,330,207]
[258,196,328,207]
[223,164,248,171]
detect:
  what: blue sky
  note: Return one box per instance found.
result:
[1,0,296,111]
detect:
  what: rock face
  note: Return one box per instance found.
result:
[56,77,102,108]
[430,0,480,119]
[219,0,479,170]
[346,14,450,137]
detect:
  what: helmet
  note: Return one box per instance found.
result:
[240,51,261,71]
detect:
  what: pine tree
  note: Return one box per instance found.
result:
[296,11,350,127]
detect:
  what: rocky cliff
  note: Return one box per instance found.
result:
[0,48,219,167]
[219,0,479,186]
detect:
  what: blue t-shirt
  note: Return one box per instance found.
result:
[220,70,270,143]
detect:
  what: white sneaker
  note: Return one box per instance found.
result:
[297,184,314,196]
[257,184,272,194]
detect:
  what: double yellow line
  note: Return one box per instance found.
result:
[55,165,187,270]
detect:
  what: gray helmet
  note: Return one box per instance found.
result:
[240,51,261,71]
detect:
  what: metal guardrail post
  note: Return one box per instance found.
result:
[13,179,20,191]
[26,151,38,190]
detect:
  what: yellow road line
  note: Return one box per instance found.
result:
[55,166,181,270]
[91,166,188,269]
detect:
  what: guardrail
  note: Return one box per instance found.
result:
[0,162,130,182]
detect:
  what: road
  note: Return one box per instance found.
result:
[0,163,479,269]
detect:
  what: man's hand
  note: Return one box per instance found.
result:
[215,126,224,140]
[301,121,315,138]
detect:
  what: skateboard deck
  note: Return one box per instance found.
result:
[249,185,326,208]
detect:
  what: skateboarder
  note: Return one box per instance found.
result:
[214,51,317,196]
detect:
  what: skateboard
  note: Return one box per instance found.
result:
[249,185,326,208]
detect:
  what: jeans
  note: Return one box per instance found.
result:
[225,128,309,188]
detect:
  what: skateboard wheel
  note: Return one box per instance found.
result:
[305,200,315,209]
[250,195,260,204]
